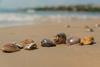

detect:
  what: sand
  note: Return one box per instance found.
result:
[0,19,100,67]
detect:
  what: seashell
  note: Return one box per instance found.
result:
[20,39,34,45]
[95,24,100,28]
[41,39,56,47]
[66,37,80,45]
[54,32,66,44]
[80,36,94,45]
[16,39,35,49]
[24,42,37,50]
[1,43,20,53]
[86,28,94,32]
[84,25,94,32]
[15,43,24,49]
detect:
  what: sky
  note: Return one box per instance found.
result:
[0,0,100,9]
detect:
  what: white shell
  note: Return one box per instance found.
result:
[24,43,37,50]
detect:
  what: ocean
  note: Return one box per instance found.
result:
[0,9,100,27]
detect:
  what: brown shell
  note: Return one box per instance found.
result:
[18,39,34,48]
[2,43,20,53]
[54,33,66,44]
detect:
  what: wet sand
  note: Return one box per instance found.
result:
[0,19,100,67]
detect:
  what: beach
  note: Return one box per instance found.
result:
[0,18,100,67]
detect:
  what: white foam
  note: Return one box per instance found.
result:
[0,13,100,27]
[0,13,100,22]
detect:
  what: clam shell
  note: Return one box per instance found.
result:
[2,43,20,53]
[67,37,80,45]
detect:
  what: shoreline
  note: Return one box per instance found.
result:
[0,15,100,28]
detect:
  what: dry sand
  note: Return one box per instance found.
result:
[0,19,100,67]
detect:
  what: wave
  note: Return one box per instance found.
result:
[0,13,35,22]
[0,12,100,27]
[0,13,100,21]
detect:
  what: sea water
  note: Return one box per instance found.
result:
[0,9,100,27]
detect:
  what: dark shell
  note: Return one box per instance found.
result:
[41,39,56,47]
[67,37,80,45]
[54,33,66,44]
[2,43,20,53]
[56,33,66,40]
